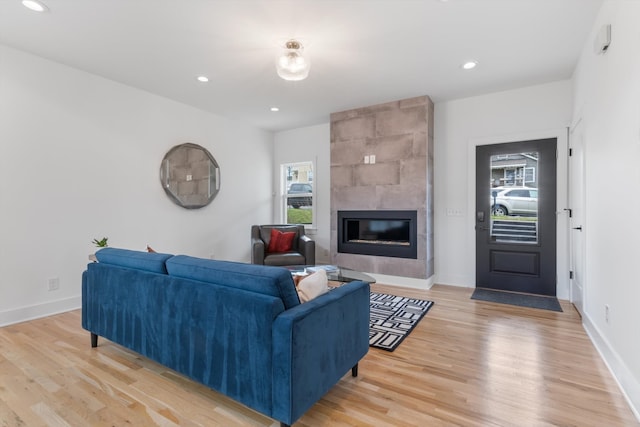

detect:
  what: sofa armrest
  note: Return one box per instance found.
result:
[251,237,265,264]
[271,281,369,425]
[298,235,315,265]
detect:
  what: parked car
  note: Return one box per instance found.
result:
[490,187,538,216]
[287,183,313,208]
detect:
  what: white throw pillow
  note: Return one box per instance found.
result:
[297,269,329,303]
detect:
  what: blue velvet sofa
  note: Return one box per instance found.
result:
[81,248,370,426]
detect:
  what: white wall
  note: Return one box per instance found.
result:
[0,44,274,326]
[433,81,573,297]
[572,0,640,417]
[273,123,331,263]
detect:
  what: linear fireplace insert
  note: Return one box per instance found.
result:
[337,210,417,259]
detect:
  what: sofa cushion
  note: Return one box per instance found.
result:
[264,252,306,266]
[267,229,296,253]
[166,256,300,309]
[259,225,300,251]
[296,270,329,303]
[95,248,173,274]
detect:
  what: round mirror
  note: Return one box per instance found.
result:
[159,143,220,209]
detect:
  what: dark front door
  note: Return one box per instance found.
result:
[476,139,557,296]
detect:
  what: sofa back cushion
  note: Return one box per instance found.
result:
[166,256,300,309]
[95,248,173,274]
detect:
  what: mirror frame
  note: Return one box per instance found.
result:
[159,142,220,209]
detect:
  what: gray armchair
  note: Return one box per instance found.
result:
[251,224,315,266]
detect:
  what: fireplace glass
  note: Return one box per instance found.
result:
[338,210,417,259]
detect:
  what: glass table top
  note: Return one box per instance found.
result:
[284,265,376,284]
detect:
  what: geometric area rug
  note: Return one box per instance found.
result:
[369,292,434,352]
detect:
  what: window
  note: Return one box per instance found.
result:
[281,161,314,227]
[504,169,516,185]
[524,167,536,183]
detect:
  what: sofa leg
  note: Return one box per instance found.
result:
[91,333,98,348]
[280,423,290,427]
[352,363,358,377]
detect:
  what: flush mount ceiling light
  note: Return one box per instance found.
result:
[462,61,478,70]
[196,76,209,82]
[22,0,48,12]
[276,39,310,81]
[270,107,280,112]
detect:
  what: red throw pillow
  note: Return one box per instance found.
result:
[267,229,296,253]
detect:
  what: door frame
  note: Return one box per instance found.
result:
[568,117,586,316]
[476,139,557,296]
[468,128,570,299]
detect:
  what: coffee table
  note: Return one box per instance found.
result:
[285,265,376,284]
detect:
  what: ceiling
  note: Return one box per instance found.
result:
[0,0,603,132]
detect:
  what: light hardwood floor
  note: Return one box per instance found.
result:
[0,284,637,426]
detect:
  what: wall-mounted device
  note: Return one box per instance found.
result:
[594,24,611,54]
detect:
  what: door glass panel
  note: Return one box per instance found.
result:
[489,152,538,244]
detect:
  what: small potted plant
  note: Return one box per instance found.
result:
[92,237,109,248]
[89,237,108,262]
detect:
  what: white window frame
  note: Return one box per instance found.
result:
[280,160,316,229]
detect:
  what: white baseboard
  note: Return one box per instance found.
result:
[433,275,473,288]
[583,312,640,422]
[0,296,81,327]
[368,273,434,290]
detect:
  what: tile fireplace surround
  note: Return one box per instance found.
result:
[330,95,434,280]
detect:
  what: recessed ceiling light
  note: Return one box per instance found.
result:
[196,76,209,83]
[270,107,280,112]
[22,0,48,12]
[462,61,478,70]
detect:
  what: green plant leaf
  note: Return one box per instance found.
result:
[92,237,109,247]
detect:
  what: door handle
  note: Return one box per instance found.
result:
[572,226,582,231]
[476,225,490,231]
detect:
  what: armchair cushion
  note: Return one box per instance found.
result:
[259,225,300,251]
[252,225,315,266]
[267,229,297,253]
[264,252,306,266]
